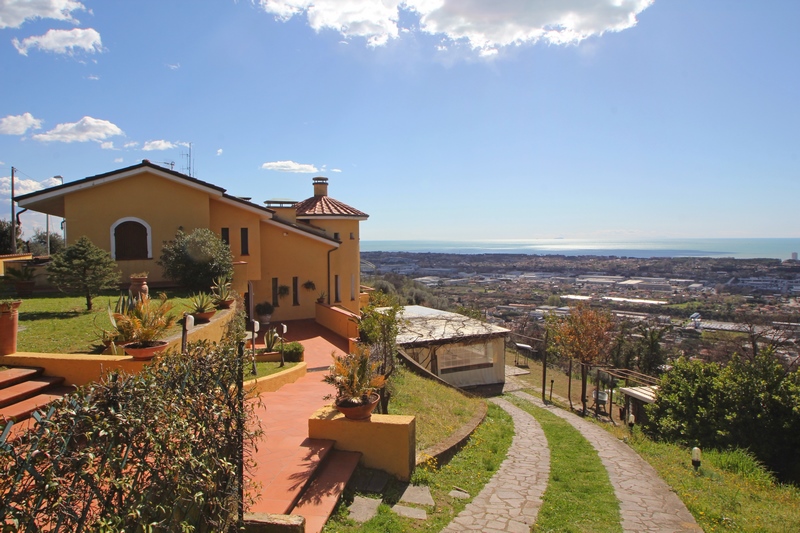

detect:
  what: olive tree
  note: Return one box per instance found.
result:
[158,228,233,291]
[47,236,120,310]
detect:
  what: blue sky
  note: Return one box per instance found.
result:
[1,0,798,241]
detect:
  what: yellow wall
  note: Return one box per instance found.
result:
[315,302,359,341]
[209,198,263,283]
[309,406,416,481]
[64,171,211,282]
[307,219,362,315]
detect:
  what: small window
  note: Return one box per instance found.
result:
[334,274,341,303]
[333,232,340,241]
[272,277,279,307]
[350,232,355,240]
[351,274,356,301]
[221,228,230,245]
[241,228,249,255]
[292,277,299,306]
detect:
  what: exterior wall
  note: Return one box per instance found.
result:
[315,302,359,341]
[63,171,211,282]
[304,218,362,315]
[254,222,333,322]
[209,198,263,283]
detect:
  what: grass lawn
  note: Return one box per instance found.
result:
[509,395,622,533]
[323,403,514,533]
[245,361,298,380]
[13,290,195,354]
[387,366,485,451]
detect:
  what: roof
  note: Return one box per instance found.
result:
[395,305,509,346]
[619,385,659,404]
[294,195,369,219]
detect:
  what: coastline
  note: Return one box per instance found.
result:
[361,238,800,261]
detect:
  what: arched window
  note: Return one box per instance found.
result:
[111,218,152,260]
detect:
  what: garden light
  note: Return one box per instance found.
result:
[691,447,702,472]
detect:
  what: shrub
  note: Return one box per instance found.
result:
[282,340,304,362]
[158,228,233,291]
[0,337,259,531]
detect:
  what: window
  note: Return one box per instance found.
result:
[241,228,249,255]
[111,218,151,260]
[351,274,356,301]
[272,277,279,307]
[292,276,299,306]
[221,228,230,245]
[334,274,340,303]
[438,343,495,375]
[350,232,355,240]
[333,232,340,241]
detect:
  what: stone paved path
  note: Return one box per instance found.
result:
[440,398,550,533]
[513,391,702,533]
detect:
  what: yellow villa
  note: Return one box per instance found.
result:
[15,160,369,323]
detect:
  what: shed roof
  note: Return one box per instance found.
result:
[395,305,509,346]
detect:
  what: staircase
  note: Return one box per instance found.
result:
[252,437,361,533]
[0,366,73,440]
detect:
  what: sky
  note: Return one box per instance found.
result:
[1,0,798,242]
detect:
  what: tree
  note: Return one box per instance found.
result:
[546,303,614,415]
[27,228,65,256]
[47,236,120,310]
[158,228,233,291]
[0,219,23,255]
[357,296,402,415]
[637,321,671,375]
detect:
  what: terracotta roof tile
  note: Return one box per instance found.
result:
[294,196,368,218]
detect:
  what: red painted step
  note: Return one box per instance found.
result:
[0,376,65,408]
[0,367,44,389]
[292,450,362,533]
[252,438,335,515]
[0,386,73,423]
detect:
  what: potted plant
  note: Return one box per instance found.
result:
[254,301,274,325]
[129,271,149,299]
[113,293,176,360]
[187,292,216,322]
[5,265,36,297]
[302,280,316,291]
[317,291,327,304]
[323,346,386,420]
[0,299,22,356]
[277,284,290,299]
[211,276,236,309]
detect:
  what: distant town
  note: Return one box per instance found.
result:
[362,251,800,366]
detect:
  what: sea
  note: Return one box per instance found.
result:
[361,238,800,261]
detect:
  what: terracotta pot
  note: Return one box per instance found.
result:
[256,314,271,326]
[123,341,168,360]
[335,392,380,421]
[129,276,149,299]
[216,298,235,309]
[192,310,216,323]
[0,300,22,356]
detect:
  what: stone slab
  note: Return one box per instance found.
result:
[399,484,435,506]
[391,504,427,520]
[348,495,381,523]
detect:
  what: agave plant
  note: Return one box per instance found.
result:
[211,275,235,306]
[187,292,216,314]
[113,293,176,346]
[323,346,386,406]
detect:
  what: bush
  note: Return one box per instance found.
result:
[159,228,233,291]
[0,337,258,532]
[47,236,120,310]
[282,341,304,362]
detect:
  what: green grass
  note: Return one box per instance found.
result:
[624,430,800,532]
[508,395,622,533]
[506,350,587,408]
[14,290,194,353]
[323,403,514,533]
[245,361,298,379]
[387,366,485,451]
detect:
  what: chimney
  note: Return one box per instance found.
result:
[313,177,328,197]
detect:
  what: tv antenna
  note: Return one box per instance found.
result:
[157,161,175,170]
[180,142,193,177]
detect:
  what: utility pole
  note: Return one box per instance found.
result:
[10,166,16,254]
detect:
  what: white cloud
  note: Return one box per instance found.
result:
[259,0,653,54]
[123,141,139,149]
[0,175,62,198]
[142,140,175,151]
[167,63,180,70]
[216,149,223,156]
[0,0,85,29]
[331,168,342,173]
[87,74,99,80]
[0,112,43,135]
[114,157,123,163]
[261,160,319,173]
[32,116,123,143]
[100,141,115,150]
[13,28,102,56]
